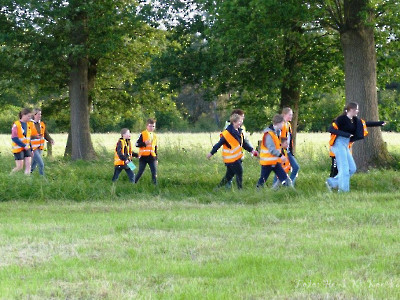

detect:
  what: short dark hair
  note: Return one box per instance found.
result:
[120,128,129,136]
[230,109,244,117]
[272,114,284,125]
[147,118,156,125]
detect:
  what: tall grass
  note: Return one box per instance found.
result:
[0,132,399,202]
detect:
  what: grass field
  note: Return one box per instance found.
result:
[1,132,400,298]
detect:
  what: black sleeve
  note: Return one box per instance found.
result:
[365,121,385,127]
[135,134,146,147]
[328,124,351,138]
[210,136,226,155]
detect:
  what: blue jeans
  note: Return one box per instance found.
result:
[112,166,135,183]
[272,151,300,185]
[326,136,356,192]
[31,149,45,175]
[288,151,299,184]
[257,163,288,187]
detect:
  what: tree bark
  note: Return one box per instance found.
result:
[340,1,391,170]
[65,8,96,160]
[69,57,96,160]
[280,29,302,154]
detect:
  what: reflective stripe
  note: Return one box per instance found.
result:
[222,145,241,154]
[259,130,281,166]
[220,129,243,163]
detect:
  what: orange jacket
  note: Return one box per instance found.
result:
[220,129,243,163]
[11,120,32,153]
[114,138,133,166]
[138,130,157,157]
[259,130,282,166]
[30,121,46,150]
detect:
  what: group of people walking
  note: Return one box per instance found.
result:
[11,103,384,193]
[207,108,300,190]
[11,108,54,176]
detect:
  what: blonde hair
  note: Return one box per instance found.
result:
[282,107,292,115]
[230,113,242,123]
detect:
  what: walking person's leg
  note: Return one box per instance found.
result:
[134,158,147,183]
[148,159,157,185]
[288,152,299,184]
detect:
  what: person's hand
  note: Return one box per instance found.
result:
[51,140,55,145]
[206,153,212,159]
[125,160,130,164]
[252,150,258,157]
[281,156,287,163]
[145,140,152,146]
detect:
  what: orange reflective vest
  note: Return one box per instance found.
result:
[281,121,293,150]
[114,138,133,166]
[11,120,32,153]
[30,121,46,150]
[281,149,291,173]
[259,130,282,166]
[220,130,243,163]
[329,119,368,157]
[138,130,157,157]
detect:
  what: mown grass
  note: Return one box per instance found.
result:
[1,132,400,298]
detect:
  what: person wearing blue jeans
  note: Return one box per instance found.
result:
[326,102,363,192]
[326,136,356,192]
[30,108,54,176]
[273,107,299,185]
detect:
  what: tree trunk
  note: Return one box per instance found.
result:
[280,29,302,154]
[68,56,96,160]
[65,8,96,160]
[340,5,391,170]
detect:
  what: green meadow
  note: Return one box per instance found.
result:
[1,132,400,299]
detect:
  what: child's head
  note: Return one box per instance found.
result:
[282,107,293,122]
[120,128,131,139]
[19,108,32,121]
[281,137,288,149]
[272,114,284,130]
[146,119,156,132]
[230,113,243,128]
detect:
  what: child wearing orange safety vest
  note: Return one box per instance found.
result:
[135,119,158,185]
[11,108,33,175]
[256,114,292,189]
[207,113,258,189]
[30,108,54,176]
[112,128,138,183]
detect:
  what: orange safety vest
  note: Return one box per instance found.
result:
[329,119,368,157]
[220,129,243,163]
[259,130,282,166]
[281,148,291,173]
[138,130,157,157]
[30,121,46,150]
[281,121,292,150]
[11,120,32,153]
[114,138,132,166]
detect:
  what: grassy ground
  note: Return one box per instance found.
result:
[1,132,400,298]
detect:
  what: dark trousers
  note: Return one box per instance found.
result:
[135,156,157,184]
[219,160,243,189]
[330,157,338,177]
[112,166,135,183]
[257,163,288,187]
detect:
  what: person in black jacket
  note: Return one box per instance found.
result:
[207,113,258,189]
[326,102,381,192]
